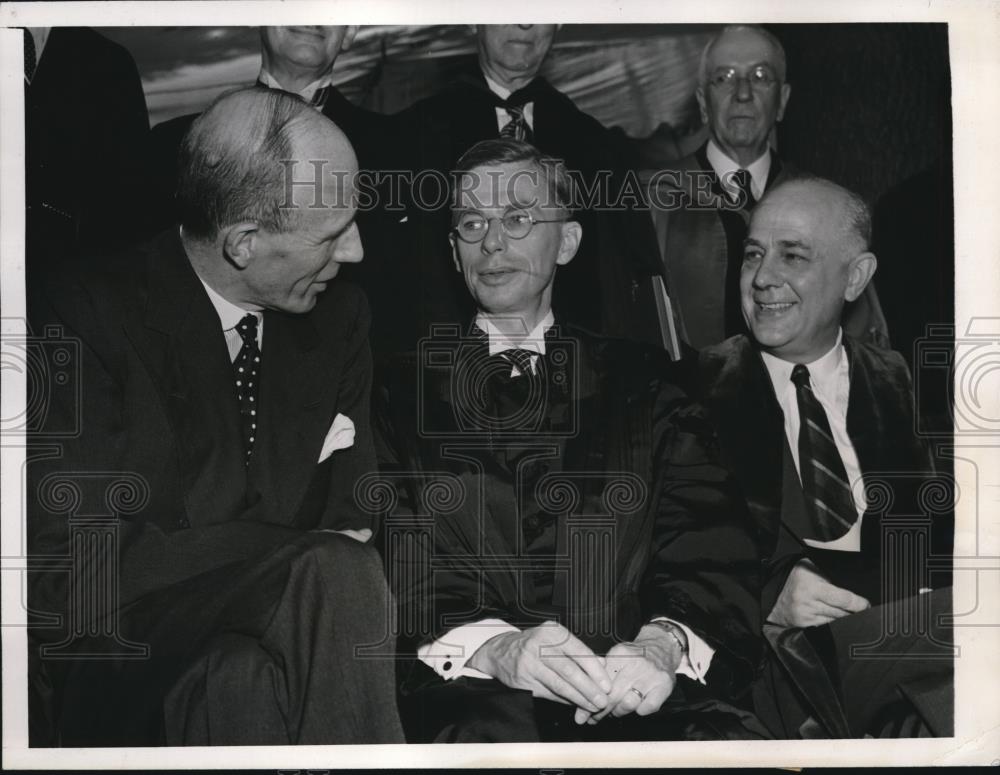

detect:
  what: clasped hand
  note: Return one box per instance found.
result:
[467,621,682,725]
[768,559,870,628]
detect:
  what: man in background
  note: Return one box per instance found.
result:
[645,25,888,351]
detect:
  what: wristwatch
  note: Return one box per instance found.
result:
[645,619,688,656]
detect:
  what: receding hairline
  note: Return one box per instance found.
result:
[698,24,788,87]
[760,178,872,256]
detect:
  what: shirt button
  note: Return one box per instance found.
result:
[443,661,452,671]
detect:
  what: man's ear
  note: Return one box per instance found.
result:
[556,220,582,266]
[342,26,359,51]
[844,251,877,302]
[695,87,708,125]
[776,82,792,122]
[223,222,259,270]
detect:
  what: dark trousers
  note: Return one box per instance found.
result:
[754,587,954,738]
[400,671,770,743]
[42,531,404,746]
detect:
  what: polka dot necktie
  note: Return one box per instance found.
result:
[791,364,856,541]
[233,314,261,464]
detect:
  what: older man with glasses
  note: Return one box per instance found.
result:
[644,25,888,353]
[374,138,766,743]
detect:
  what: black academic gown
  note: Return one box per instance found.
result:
[374,323,764,741]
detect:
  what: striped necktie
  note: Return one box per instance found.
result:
[733,168,757,210]
[791,364,856,541]
[499,103,533,143]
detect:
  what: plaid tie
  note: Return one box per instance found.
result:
[792,364,856,541]
[502,348,536,378]
[233,314,261,464]
[499,104,533,143]
[733,168,757,210]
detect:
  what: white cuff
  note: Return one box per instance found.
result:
[652,618,714,684]
[417,619,520,680]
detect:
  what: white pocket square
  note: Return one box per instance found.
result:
[318,413,355,462]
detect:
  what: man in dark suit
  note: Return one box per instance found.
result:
[375,139,764,743]
[24,26,150,278]
[27,87,404,746]
[645,25,887,351]
[692,176,953,737]
[397,25,665,349]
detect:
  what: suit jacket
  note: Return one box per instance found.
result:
[27,229,377,621]
[692,334,946,614]
[375,324,762,697]
[25,27,150,276]
[644,143,888,351]
[396,65,665,349]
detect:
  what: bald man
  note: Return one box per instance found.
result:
[27,87,404,746]
[690,176,952,738]
[644,25,888,352]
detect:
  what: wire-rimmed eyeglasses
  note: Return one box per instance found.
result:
[452,209,569,243]
[707,65,779,92]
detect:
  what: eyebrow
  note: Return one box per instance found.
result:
[743,237,812,250]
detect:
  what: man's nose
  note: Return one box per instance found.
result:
[480,217,506,254]
[338,223,364,263]
[751,252,782,288]
[734,75,754,101]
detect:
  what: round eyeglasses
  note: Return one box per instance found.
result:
[452,209,569,243]
[708,65,778,92]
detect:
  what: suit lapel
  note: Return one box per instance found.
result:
[247,308,340,525]
[700,337,788,552]
[128,230,247,525]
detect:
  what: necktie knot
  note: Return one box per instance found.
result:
[236,314,259,347]
[791,363,811,389]
[502,348,536,377]
[499,103,533,142]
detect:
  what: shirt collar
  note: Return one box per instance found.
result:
[483,72,513,101]
[198,277,259,332]
[258,67,333,104]
[475,310,554,356]
[706,139,772,201]
[760,329,845,394]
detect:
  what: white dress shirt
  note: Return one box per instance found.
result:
[760,330,868,552]
[484,73,536,134]
[198,277,262,359]
[418,308,715,684]
[705,139,771,203]
[475,310,552,376]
